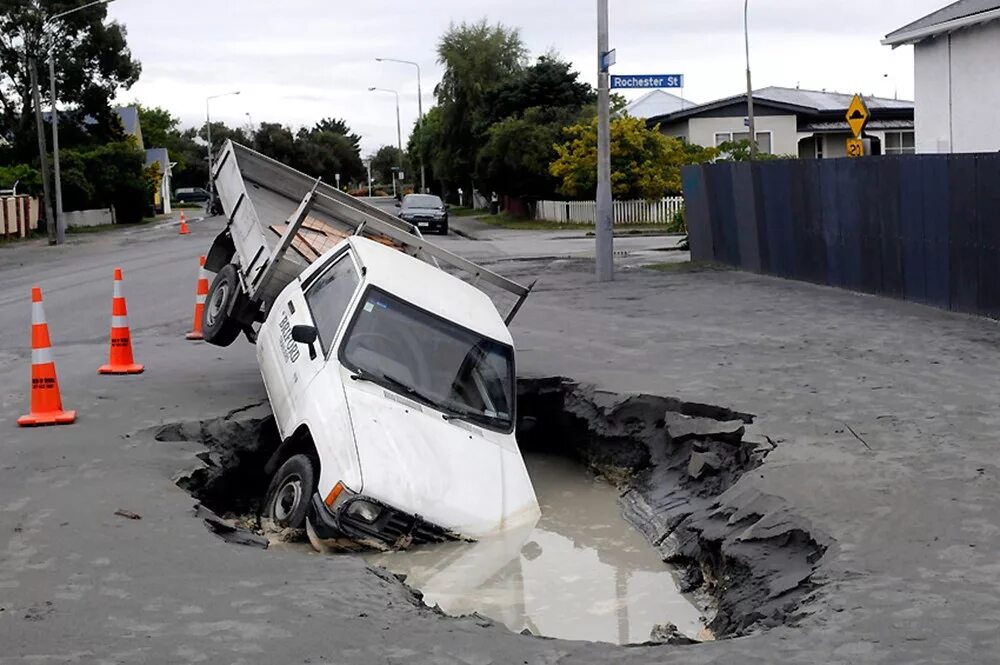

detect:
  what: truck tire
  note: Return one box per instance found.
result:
[202,264,243,347]
[263,454,317,529]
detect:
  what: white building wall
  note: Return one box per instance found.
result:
[686,115,799,155]
[914,34,954,153]
[914,21,1000,153]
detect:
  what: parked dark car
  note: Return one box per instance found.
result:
[174,187,211,204]
[398,194,448,235]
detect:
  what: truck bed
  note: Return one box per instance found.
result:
[212,141,531,321]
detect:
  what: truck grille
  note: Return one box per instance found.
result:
[340,499,460,547]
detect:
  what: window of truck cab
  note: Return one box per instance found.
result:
[338,286,516,433]
[302,251,362,356]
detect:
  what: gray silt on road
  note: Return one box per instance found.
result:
[0,218,998,663]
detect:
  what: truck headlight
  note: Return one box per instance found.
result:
[346,500,382,524]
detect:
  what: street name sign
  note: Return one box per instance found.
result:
[846,94,869,138]
[611,75,684,89]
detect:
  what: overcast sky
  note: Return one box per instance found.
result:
[106,0,946,155]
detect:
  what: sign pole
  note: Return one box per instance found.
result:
[596,0,613,282]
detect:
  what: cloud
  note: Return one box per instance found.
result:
[107,0,942,153]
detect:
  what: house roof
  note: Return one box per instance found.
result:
[883,0,1000,46]
[625,90,695,119]
[649,86,913,124]
[114,106,143,148]
[804,119,915,133]
[144,148,170,175]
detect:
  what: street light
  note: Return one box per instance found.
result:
[206,91,241,206]
[744,0,757,159]
[45,0,116,245]
[369,87,403,199]
[376,57,425,193]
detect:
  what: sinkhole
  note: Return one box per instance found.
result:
[158,377,828,645]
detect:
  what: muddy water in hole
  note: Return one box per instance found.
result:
[365,453,707,645]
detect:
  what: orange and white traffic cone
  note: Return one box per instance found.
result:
[186,256,209,341]
[18,287,76,427]
[178,211,190,236]
[98,268,144,375]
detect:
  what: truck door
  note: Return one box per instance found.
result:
[263,252,361,429]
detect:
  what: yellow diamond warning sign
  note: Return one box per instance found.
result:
[846,94,869,138]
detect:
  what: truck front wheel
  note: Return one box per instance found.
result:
[263,454,317,529]
[202,264,243,347]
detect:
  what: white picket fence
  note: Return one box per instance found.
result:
[535,197,684,225]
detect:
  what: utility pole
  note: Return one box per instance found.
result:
[744,0,757,158]
[596,0,614,282]
[45,0,117,244]
[48,43,64,244]
[29,56,56,245]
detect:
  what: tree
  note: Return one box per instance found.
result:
[433,20,527,190]
[312,117,361,153]
[0,0,141,161]
[550,116,719,200]
[407,106,442,190]
[471,55,595,202]
[293,128,364,187]
[369,145,410,186]
[135,104,178,150]
[475,106,581,201]
[293,118,364,186]
[479,55,595,129]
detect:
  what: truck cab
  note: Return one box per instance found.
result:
[255,236,540,547]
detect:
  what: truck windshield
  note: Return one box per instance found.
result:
[340,288,515,432]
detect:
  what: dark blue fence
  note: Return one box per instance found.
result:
[681,154,1000,318]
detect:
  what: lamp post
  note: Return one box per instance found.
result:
[744,0,757,158]
[376,57,425,193]
[369,87,403,199]
[45,0,115,245]
[206,91,241,207]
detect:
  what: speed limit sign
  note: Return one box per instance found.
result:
[846,138,865,158]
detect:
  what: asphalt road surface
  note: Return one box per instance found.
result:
[2,213,999,663]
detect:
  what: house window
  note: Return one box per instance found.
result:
[815,136,824,159]
[714,131,773,154]
[884,131,916,155]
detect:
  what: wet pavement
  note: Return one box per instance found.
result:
[366,454,706,645]
[5,214,1000,663]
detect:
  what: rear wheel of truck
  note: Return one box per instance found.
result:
[263,454,317,529]
[202,264,243,347]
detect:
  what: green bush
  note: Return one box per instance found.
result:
[0,164,42,195]
[667,208,687,234]
[61,142,149,224]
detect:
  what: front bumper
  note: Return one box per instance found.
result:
[402,216,446,231]
[310,493,461,549]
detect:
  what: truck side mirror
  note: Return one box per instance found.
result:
[291,325,319,359]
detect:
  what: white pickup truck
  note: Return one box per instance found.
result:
[201,142,539,547]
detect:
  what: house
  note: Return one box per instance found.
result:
[647,87,915,158]
[144,148,172,214]
[883,0,1000,153]
[625,90,695,119]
